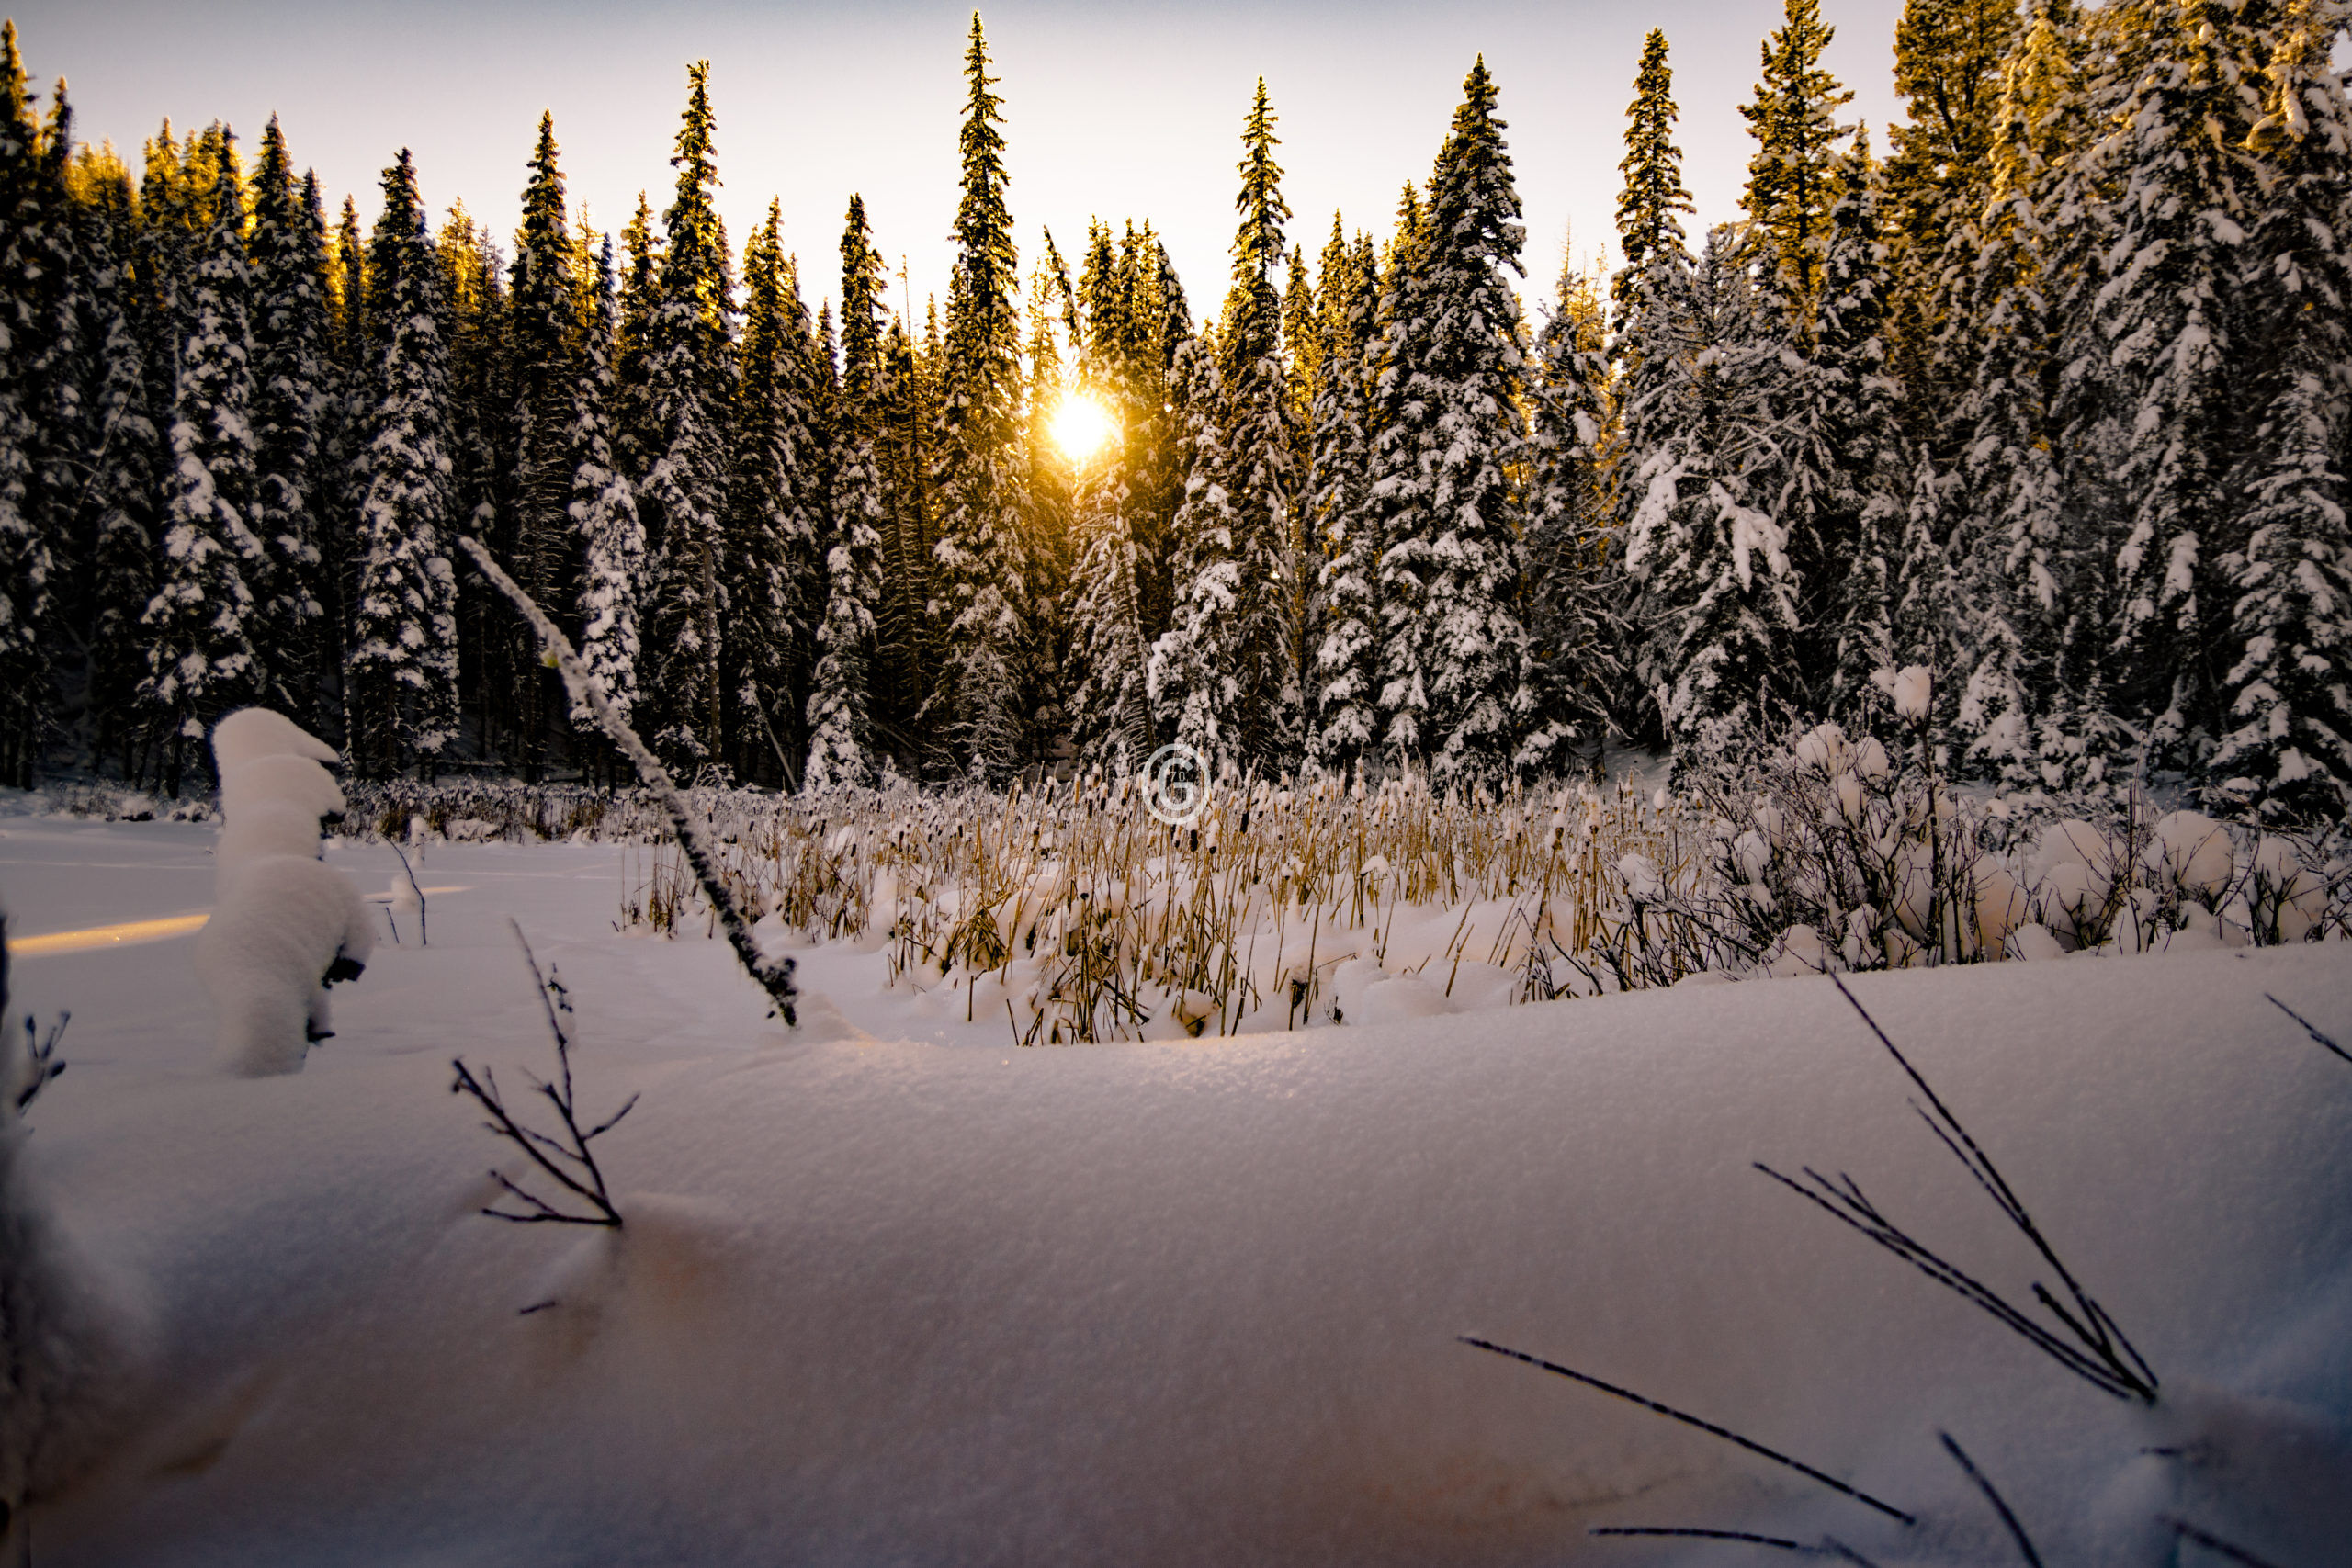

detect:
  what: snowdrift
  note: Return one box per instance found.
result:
[12,849,2348,1566]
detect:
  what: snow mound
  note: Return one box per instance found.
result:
[218,755,345,825]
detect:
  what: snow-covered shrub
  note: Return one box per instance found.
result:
[199,854,379,1076]
[203,709,375,1077]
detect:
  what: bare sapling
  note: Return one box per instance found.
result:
[449,920,635,1230]
[458,536,797,1026]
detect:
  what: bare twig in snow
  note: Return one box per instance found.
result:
[1458,1337,1915,1525]
[2265,993,2349,1066]
[459,536,797,1026]
[2163,1516,2289,1568]
[388,839,427,945]
[1939,1433,2042,1568]
[1758,976,2157,1403]
[448,921,634,1228]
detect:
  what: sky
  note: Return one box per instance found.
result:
[11,0,1911,321]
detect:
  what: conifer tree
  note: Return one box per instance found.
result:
[1064,222,1153,769]
[729,201,824,779]
[247,115,332,722]
[66,146,159,775]
[1405,58,1532,784]
[505,111,582,772]
[1883,0,2020,435]
[1367,181,1433,764]
[931,15,1028,780]
[1623,228,1804,756]
[569,233,644,742]
[2205,1,2352,820]
[2099,0,2275,764]
[1614,28,1695,313]
[0,28,62,784]
[1153,78,1296,769]
[345,150,459,776]
[1740,0,1854,310]
[140,130,265,793]
[638,62,735,768]
[808,195,890,789]
[1520,255,1621,773]
[1306,221,1382,773]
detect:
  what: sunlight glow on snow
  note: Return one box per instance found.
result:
[8,913,212,956]
[1048,392,1117,465]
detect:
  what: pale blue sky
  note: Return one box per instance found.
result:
[14,0,1909,318]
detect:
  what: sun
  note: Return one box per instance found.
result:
[1048,391,1117,465]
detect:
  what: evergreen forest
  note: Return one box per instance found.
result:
[1,0,2347,825]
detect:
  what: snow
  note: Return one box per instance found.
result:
[196,853,379,1077]
[0,817,2347,1564]
[208,707,340,777]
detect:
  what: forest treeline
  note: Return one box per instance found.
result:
[1,1,2346,821]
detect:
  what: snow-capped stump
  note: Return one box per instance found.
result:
[219,754,345,826]
[208,707,340,779]
[198,854,379,1077]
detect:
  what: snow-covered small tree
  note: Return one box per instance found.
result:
[139,133,265,794]
[569,234,645,749]
[345,150,459,777]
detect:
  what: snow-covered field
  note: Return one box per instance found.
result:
[5,812,2351,1565]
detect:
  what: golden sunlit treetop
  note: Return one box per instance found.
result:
[1048,390,1117,465]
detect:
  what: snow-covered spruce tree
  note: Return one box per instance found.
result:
[246,116,331,724]
[1807,131,1911,713]
[2098,0,2276,770]
[1148,328,1238,758]
[1623,227,1805,760]
[805,197,891,790]
[1366,182,1434,765]
[139,131,266,795]
[729,202,825,781]
[1062,222,1147,770]
[1740,0,1854,312]
[1306,220,1382,775]
[437,205,514,759]
[2203,3,2352,822]
[637,62,735,772]
[872,310,932,762]
[313,191,370,723]
[1402,57,1532,785]
[1519,255,1622,775]
[503,112,583,774]
[1613,28,1695,318]
[568,234,645,759]
[345,150,458,778]
[1881,0,2020,439]
[1016,240,1078,775]
[66,147,162,776]
[1953,1,2107,788]
[1198,76,1299,770]
[0,28,63,786]
[930,16,1029,782]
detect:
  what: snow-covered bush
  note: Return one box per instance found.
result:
[199,854,379,1076]
[203,712,374,1076]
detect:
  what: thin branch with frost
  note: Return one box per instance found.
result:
[458,535,797,1026]
[388,839,427,945]
[2265,993,2349,1066]
[1758,976,2157,1404]
[1457,1336,1916,1525]
[448,921,635,1228]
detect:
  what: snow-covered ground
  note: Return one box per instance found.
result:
[4,814,2350,1565]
